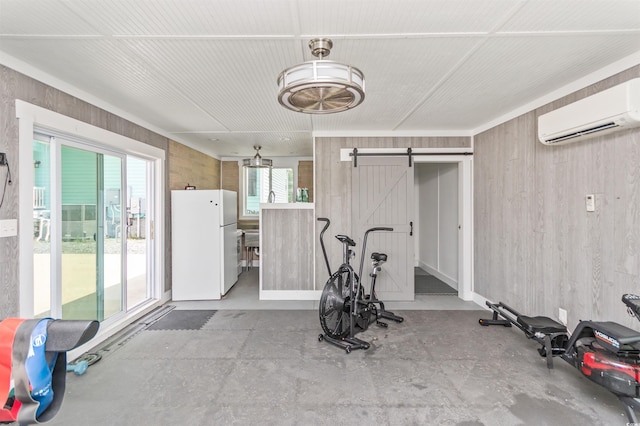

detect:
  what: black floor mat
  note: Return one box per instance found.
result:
[147,310,216,331]
[415,274,457,295]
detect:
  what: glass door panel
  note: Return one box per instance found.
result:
[126,156,148,309]
[33,139,51,318]
[60,145,123,321]
[103,155,124,320]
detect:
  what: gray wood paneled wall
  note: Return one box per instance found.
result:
[0,65,170,318]
[474,65,640,330]
[314,136,471,291]
[261,207,314,291]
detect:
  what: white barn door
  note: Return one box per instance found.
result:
[352,157,414,301]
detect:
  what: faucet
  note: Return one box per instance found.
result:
[268,190,276,203]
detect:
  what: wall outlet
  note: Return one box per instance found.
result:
[558,308,567,326]
[0,152,6,166]
[0,219,17,238]
[586,194,595,212]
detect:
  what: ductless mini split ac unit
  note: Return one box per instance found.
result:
[538,78,640,146]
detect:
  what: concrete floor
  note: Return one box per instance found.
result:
[45,270,629,425]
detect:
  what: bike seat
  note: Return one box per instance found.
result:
[517,315,567,335]
[371,252,387,262]
[335,234,356,247]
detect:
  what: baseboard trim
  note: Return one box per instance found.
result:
[259,290,322,300]
[417,261,458,290]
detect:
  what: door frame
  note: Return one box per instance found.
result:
[340,147,474,301]
[16,100,166,354]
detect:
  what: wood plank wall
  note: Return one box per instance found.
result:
[314,136,471,291]
[474,65,640,329]
[168,140,220,190]
[0,65,170,316]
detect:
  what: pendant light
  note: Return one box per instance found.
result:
[242,145,272,168]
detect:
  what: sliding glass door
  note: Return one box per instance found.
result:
[33,132,154,322]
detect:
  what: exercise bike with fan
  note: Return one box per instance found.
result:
[316,218,404,353]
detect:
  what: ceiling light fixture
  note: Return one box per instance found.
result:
[242,145,272,168]
[277,38,365,114]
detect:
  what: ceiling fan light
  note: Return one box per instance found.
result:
[277,39,365,114]
[243,146,272,168]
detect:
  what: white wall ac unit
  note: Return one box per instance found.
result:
[538,78,640,146]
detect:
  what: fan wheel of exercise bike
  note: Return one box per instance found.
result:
[319,269,352,339]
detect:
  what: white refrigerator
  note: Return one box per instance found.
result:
[171,189,238,300]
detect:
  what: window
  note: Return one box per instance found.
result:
[243,166,293,216]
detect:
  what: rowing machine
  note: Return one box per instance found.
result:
[480,294,640,423]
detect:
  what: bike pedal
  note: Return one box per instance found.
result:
[376,320,388,328]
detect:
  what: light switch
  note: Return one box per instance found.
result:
[0,219,17,237]
[586,194,595,212]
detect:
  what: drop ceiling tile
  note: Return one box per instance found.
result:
[309,37,483,132]
[120,38,313,132]
[61,0,297,36]
[297,0,524,35]
[0,38,227,132]
[500,0,640,32]
[0,0,99,35]
[398,34,640,130]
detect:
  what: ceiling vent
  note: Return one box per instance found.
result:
[538,78,640,146]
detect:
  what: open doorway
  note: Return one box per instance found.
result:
[414,163,459,296]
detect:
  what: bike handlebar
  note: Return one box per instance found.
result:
[623,294,640,322]
[359,227,394,283]
[366,227,393,233]
[317,218,332,276]
[317,217,330,229]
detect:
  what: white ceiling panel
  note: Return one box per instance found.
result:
[61,0,297,36]
[0,38,227,132]
[399,33,640,130]
[0,0,638,157]
[120,38,312,132]
[500,0,640,32]
[309,37,485,131]
[297,0,525,35]
[0,0,99,35]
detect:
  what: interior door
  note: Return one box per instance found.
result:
[352,156,414,301]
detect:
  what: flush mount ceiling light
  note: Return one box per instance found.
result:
[242,145,272,168]
[277,38,365,114]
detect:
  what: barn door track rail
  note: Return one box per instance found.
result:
[350,147,473,167]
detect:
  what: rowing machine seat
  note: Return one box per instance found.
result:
[517,315,567,335]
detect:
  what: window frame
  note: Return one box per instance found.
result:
[241,166,293,218]
[236,157,306,221]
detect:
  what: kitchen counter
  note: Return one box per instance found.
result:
[259,203,314,210]
[259,203,316,299]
